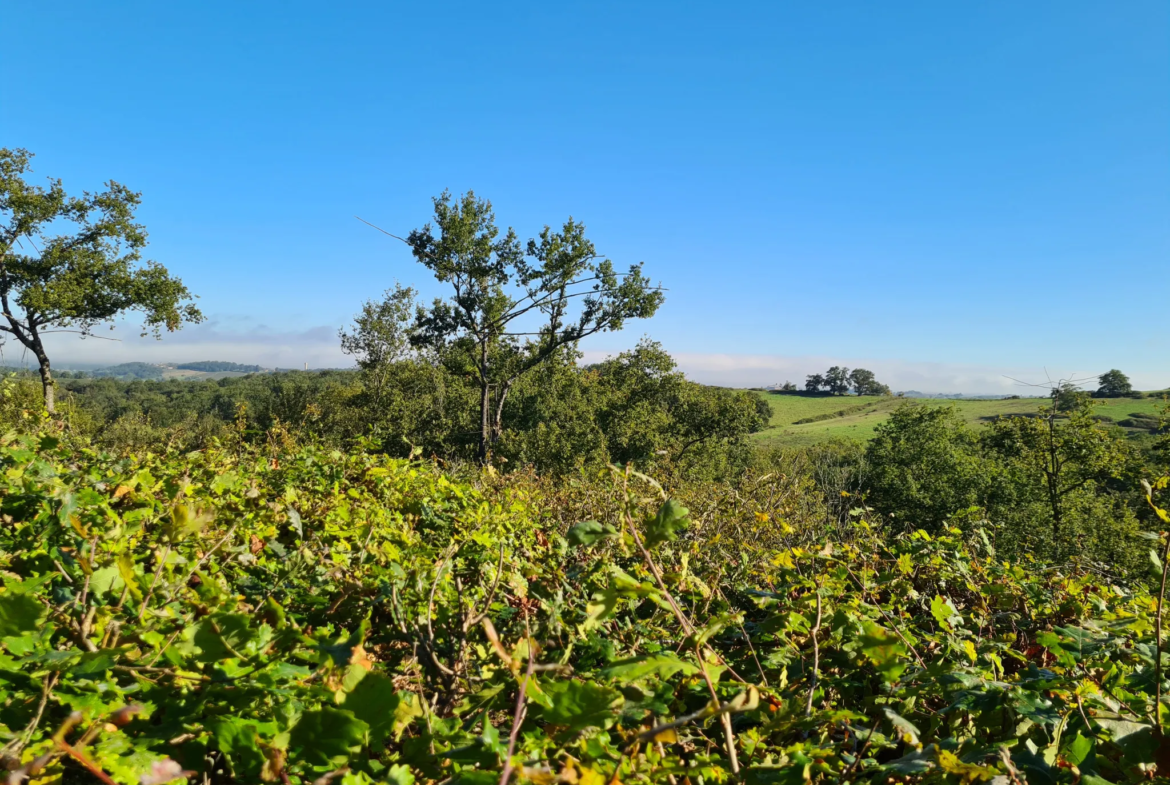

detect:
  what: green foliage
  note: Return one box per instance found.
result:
[825,365,850,395]
[801,367,888,396]
[175,361,262,373]
[0,148,203,412]
[1097,369,1135,398]
[865,404,990,532]
[1,426,1168,784]
[400,191,664,460]
[847,367,890,396]
[984,397,1142,561]
[91,362,165,381]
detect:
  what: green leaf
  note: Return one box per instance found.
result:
[88,565,124,599]
[567,520,617,547]
[929,595,959,632]
[538,680,623,732]
[211,717,273,779]
[882,748,933,775]
[342,673,414,747]
[600,652,699,683]
[882,708,920,746]
[858,622,908,681]
[289,707,369,767]
[188,613,258,662]
[644,500,689,549]
[385,765,416,785]
[0,590,44,637]
[743,762,812,785]
[1062,732,1093,767]
[164,503,213,542]
[211,472,241,495]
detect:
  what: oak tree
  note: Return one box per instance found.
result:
[373,191,664,462]
[0,149,202,413]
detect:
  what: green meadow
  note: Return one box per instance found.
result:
[752,390,1168,447]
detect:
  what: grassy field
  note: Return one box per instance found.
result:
[752,391,1168,447]
[159,368,259,381]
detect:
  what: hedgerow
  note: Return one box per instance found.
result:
[2,429,1170,784]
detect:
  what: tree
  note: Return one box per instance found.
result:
[848,368,890,396]
[865,404,990,532]
[1051,381,1090,412]
[389,191,663,462]
[340,283,419,403]
[805,374,825,393]
[1096,369,1133,398]
[0,149,202,413]
[825,365,851,395]
[984,396,1134,548]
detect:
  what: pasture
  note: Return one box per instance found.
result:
[752,390,1167,446]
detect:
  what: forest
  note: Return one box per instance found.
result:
[2,148,1170,785]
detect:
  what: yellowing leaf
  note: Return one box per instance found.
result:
[962,639,977,663]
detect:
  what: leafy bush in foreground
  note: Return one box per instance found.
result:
[2,431,1170,784]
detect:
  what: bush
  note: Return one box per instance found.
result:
[2,430,1170,784]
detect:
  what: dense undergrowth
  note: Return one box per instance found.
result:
[3,423,1170,785]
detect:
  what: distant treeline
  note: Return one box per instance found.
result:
[175,361,263,373]
[0,360,265,382]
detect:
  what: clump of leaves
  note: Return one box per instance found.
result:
[1,429,1169,784]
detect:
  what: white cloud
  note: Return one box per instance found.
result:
[580,349,1143,395]
[7,319,1163,395]
[2,317,352,370]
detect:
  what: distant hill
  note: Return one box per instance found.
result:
[898,390,1024,400]
[174,361,263,373]
[90,362,164,381]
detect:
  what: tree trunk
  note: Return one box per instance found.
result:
[37,350,55,415]
[478,380,491,463]
[491,381,512,445]
[477,337,491,463]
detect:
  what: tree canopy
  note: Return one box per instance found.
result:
[1096,368,1134,398]
[0,148,202,412]
[369,191,664,461]
[804,366,889,395]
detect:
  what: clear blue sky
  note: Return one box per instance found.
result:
[3,1,1168,390]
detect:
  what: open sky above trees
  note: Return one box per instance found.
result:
[1,0,1167,391]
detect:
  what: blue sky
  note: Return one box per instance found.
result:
[3,1,1167,391]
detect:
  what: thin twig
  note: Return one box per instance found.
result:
[498,613,537,785]
[53,739,118,785]
[1155,528,1170,736]
[636,692,756,743]
[174,523,240,598]
[845,566,928,670]
[805,586,822,716]
[841,716,881,780]
[467,543,506,630]
[138,544,171,622]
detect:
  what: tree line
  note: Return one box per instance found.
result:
[802,365,891,395]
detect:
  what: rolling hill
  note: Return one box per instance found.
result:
[752,391,1168,447]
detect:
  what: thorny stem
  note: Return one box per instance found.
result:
[54,739,118,785]
[805,585,822,717]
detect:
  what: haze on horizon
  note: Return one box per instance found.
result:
[2,1,1167,393]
